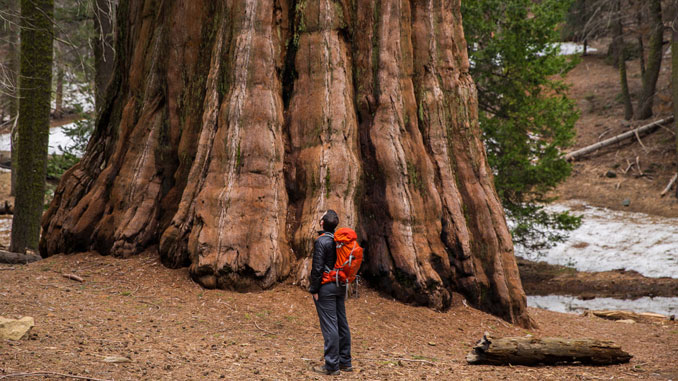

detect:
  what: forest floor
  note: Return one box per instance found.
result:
[1,251,677,381]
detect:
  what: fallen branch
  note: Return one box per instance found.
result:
[635,156,643,176]
[565,116,674,161]
[585,310,670,323]
[136,299,161,309]
[466,333,632,365]
[360,357,437,366]
[253,320,274,335]
[393,357,436,365]
[0,371,112,381]
[0,250,41,264]
[62,273,84,283]
[661,173,678,197]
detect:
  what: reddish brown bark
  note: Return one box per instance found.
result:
[41,0,534,327]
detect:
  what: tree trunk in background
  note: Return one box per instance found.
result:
[673,25,677,198]
[54,62,64,119]
[40,0,534,327]
[10,0,54,252]
[7,0,19,196]
[637,0,663,120]
[614,0,633,120]
[92,0,115,114]
[637,6,645,78]
[0,0,7,123]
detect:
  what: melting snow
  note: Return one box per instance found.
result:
[554,42,597,56]
[528,295,677,316]
[517,200,678,279]
[51,82,95,114]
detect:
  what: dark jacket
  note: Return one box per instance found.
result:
[308,230,336,294]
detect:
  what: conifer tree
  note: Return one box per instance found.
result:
[462,0,581,249]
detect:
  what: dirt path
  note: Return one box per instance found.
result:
[1,252,677,380]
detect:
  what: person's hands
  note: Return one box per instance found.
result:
[312,293,318,301]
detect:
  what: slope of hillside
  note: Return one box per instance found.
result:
[557,39,677,217]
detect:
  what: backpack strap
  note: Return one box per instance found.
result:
[320,232,335,278]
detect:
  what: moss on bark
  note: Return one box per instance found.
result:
[10,0,54,252]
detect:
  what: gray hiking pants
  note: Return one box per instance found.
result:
[314,282,352,371]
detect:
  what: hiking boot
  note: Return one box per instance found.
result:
[339,365,353,372]
[312,365,340,375]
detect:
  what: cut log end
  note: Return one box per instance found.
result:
[467,333,632,366]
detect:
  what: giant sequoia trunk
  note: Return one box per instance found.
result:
[40,0,533,327]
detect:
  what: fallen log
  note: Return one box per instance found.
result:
[585,310,670,323]
[565,116,674,161]
[0,250,42,264]
[466,333,632,365]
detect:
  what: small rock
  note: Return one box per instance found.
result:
[622,199,630,206]
[0,316,34,340]
[605,170,617,178]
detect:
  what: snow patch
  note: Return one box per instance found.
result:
[554,42,597,56]
[517,200,678,279]
[528,295,678,316]
[0,122,83,156]
[52,81,94,114]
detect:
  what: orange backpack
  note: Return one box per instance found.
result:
[321,227,363,286]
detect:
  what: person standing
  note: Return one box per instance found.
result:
[309,210,352,375]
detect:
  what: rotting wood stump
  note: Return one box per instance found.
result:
[466,333,632,366]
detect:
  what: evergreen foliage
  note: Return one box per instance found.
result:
[461,0,582,250]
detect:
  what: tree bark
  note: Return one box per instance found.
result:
[614,0,633,120]
[0,0,6,123]
[673,24,678,198]
[6,0,19,197]
[11,0,54,253]
[564,116,674,160]
[637,0,663,120]
[466,334,632,366]
[40,0,533,327]
[585,309,670,323]
[92,0,116,114]
[636,4,645,77]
